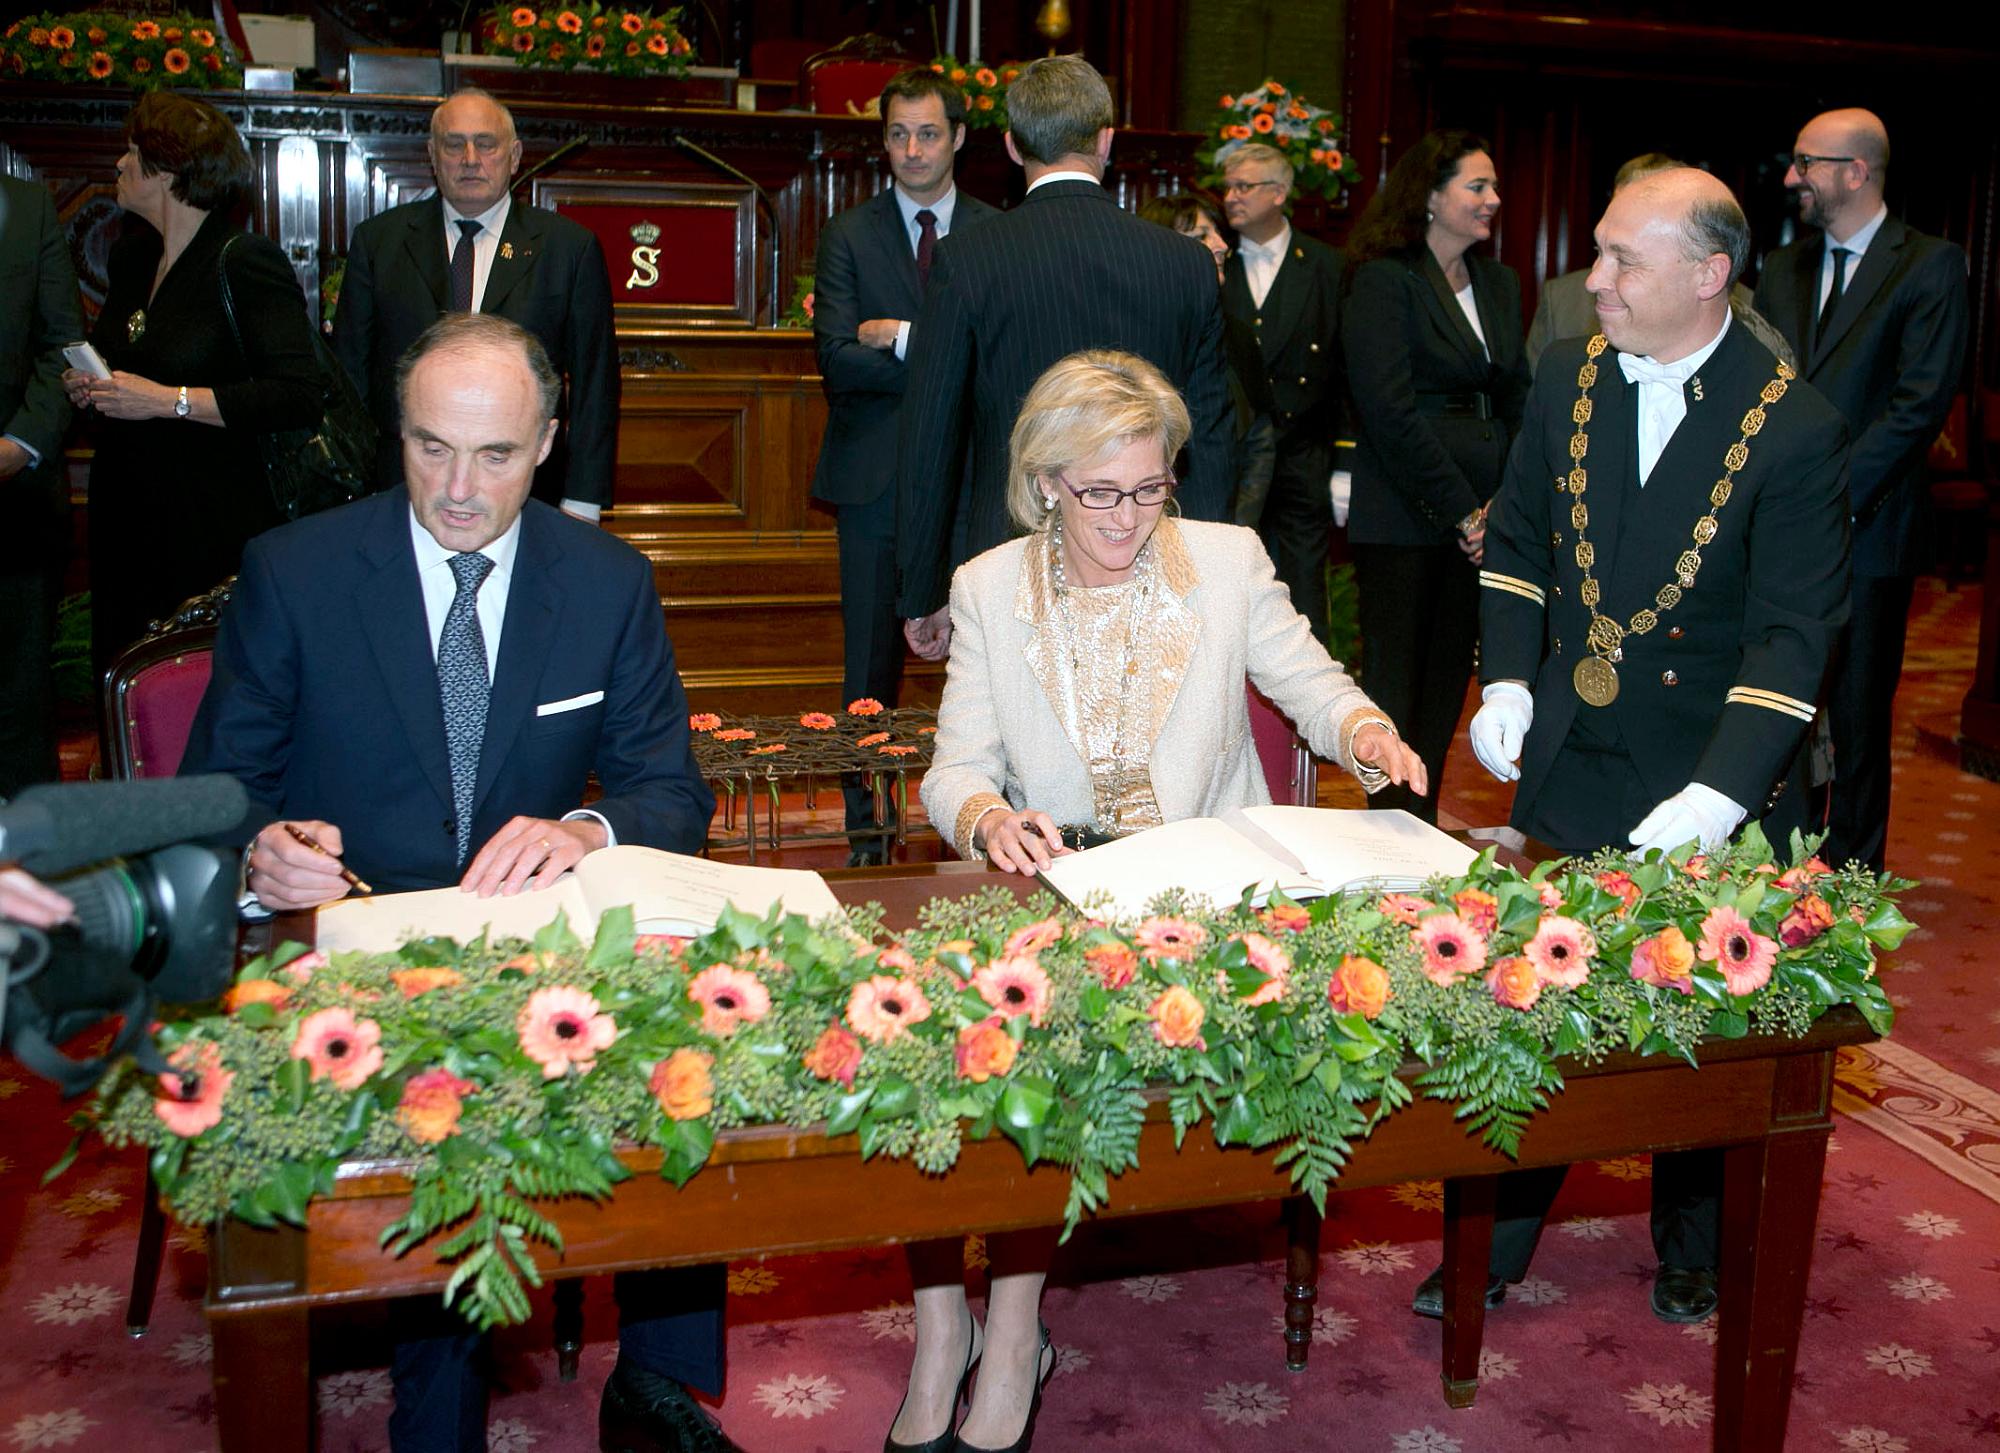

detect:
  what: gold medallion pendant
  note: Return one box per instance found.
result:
[1573,655,1620,707]
[127,309,146,344]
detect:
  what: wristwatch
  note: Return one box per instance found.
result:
[174,385,190,419]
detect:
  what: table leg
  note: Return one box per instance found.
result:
[1440,1174,1497,1409]
[554,1278,584,1382]
[1714,1102,1831,1449]
[1281,1196,1321,1372]
[213,1307,311,1451]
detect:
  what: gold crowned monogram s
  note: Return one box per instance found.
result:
[625,220,662,291]
[1562,334,1794,707]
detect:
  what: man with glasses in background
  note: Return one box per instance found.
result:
[1754,108,1967,871]
[334,88,619,517]
[1220,142,1344,643]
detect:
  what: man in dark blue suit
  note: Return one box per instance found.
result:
[810,67,994,863]
[182,314,734,1453]
[894,54,1234,655]
[1753,107,1968,872]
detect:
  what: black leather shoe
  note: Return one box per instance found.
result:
[600,1359,742,1453]
[846,840,892,868]
[1650,1265,1718,1323]
[955,1322,1054,1453]
[1410,1264,1507,1320]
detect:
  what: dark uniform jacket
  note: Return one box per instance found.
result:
[1343,246,1529,546]
[1222,230,1342,470]
[1753,216,1967,579]
[1479,322,1851,833]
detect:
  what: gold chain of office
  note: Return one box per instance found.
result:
[1562,333,1795,707]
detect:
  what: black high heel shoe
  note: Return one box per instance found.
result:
[954,1322,1054,1453]
[885,1310,982,1453]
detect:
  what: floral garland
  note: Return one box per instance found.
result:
[1198,79,1358,203]
[483,3,691,76]
[78,825,1907,1330]
[777,271,815,328]
[927,55,1021,130]
[0,13,241,89]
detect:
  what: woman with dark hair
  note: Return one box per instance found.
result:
[62,91,322,674]
[1341,129,1530,821]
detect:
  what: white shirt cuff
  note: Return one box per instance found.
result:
[893,320,911,361]
[560,499,603,523]
[563,807,615,848]
[3,433,42,468]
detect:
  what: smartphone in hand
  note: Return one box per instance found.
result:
[62,342,112,380]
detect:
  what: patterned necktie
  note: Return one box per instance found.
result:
[449,218,481,313]
[915,209,938,292]
[439,551,495,865]
[1815,247,1852,350]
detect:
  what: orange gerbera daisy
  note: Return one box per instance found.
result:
[556,10,583,32]
[512,32,536,52]
[847,697,885,715]
[1002,916,1063,957]
[713,727,755,742]
[131,21,160,39]
[799,711,836,729]
[154,1042,232,1138]
[625,40,641,54]
[584,33,606,56]
[1412,913,1487,985]
[50,25,75,47]
[879,743,917,755]
[622,12,645,33]
[747,742,788,755]
[845,974,932,1044]
[132,56,152,72]
[511,6,538,24]
[689,712,721,731]
[1251,113,1276,133]
[646,33,669,54]
[857,731,890,747]
[1135,915,1207,962]
[87,51,113,79]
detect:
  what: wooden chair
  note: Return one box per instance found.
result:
[801,33,915,116]
[1927,389,1996,585]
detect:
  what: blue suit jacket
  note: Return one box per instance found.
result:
[182,490,714,891]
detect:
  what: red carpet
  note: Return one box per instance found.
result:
[2,579,1995,1452]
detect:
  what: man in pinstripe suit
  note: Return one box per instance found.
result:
[893,55,1234,656]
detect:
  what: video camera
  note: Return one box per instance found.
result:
[0,776,248,1095]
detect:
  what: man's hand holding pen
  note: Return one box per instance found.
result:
[248,820,366,911]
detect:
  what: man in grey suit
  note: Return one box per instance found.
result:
[810,68,995,862]
[1526,153,1793,376]
[1754,108,1968,871]
[0,177,82,796]
[894,55,1233,658]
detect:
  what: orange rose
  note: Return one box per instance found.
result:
[1452,888,1498,936]
[1261,901,1311,934]
[547,41,567,59]
[1486,956,1541,1011]
[974,67,998,87]
[625,40,641,55]
[1084,941,1138,990]
[1594,870,1641,913]
[191,28,215,46]
[224,977,291,1013]
[396,1068,476,1144]
[1780,893,1837,947]
[1219,93,1235,107]
[954,1019,1018,1082]
[1149,985,1206,1048]
[1317,118,1335,133]
[391,966,464,998]
[650,1048,714,1120]
[1326,955,1390,1019]
[976,95,995,111]
[1267,82,1286,95]
[803,1022,862,1089]
[1629,924,1696,994]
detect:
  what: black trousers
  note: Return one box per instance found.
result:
[1482,1150,1723,1281]
[1352,541,1479,824]
[1257,445,1333,648]
[0,463,66,798]
[833,488,905,837]
[1823,572,1916,872]
[388,1265,726,1453]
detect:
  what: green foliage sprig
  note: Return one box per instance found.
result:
[82,825,1908,1330]
[0,13,242,89]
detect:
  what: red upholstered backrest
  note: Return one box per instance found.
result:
[806,59,909,116]
[1247,684,1315,807]
[118,651,213,780]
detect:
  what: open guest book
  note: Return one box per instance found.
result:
[314,845,845,955]
[1038,807,1479,921]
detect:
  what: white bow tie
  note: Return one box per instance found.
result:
[1616,352,1694,388]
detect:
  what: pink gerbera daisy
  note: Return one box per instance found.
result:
[1378,893,1434,927]
[516,986,618,1078]
[1002,916,1064,957]
[154,1042,233,1138]
[1227,931,1291,1005]
[1411,912,1487,984]
[1134,916,1208,962]
[1697,905,1779,996]
[973,956,1053,1026]
[1524,915,1597,989]
[290,1006,384,1090]
[685,964,772,1037]
[846,974,932,1043]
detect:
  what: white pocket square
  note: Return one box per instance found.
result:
[536,690,605,717]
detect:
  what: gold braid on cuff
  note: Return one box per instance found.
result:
[954,792,1012,861]
[1339,708,1395,793]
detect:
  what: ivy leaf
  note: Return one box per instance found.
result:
[997,1078,1055,1162]
[824,1086,874,1137]
[1706,1008,1750,1039]
[398,935,462,968]
[868,1075,918,1120]
[278,1055,311,1114]
[1213,1091,1260,1145]
[1861,900,1914,951]
[532,912,583,958]
[1312,1057,1343,1099]
[1078,983,1111,1023]
[586,905,636,969]
[657,1117,714,1187]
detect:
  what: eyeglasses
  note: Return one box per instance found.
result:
[1790,153,1856,174]
[1059,473,1176,510]
[1222,179,1284,196]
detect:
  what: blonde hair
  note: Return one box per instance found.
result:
[1225,141,1295,191]
[1006,351,1192,533]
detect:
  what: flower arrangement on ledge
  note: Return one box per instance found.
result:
[483,3,691,76]
[777,271,815,328]
[0,13,242,89]
[76,825,1908,1329]
[928,56,1021,130]
[1198,79,1359,203]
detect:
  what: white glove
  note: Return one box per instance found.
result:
[1468,682,1533,782]
[1628,782,1747,857]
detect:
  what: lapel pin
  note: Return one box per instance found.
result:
[1690,376,1704,402]
[501,241,514,260]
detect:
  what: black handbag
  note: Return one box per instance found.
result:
[217,235,379,522]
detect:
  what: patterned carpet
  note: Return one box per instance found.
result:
[1,580,1995,1453]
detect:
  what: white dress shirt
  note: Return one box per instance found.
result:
[441,193,511,314]
[1616,312,1732,486]
[1237,222,1292,310]
[1819,202,1888,311]
[890,183,959,361]
[1025,168,1100,194]
[1454,283,1488,357]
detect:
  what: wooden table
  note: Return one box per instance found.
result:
[211,860,1871,1451]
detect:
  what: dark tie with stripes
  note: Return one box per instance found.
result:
[1815,247,1852,350]
[439,551,495,865]
[449,218,481,313]
[915,209,938,292]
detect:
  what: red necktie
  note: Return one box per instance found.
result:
[915,209,938,292]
